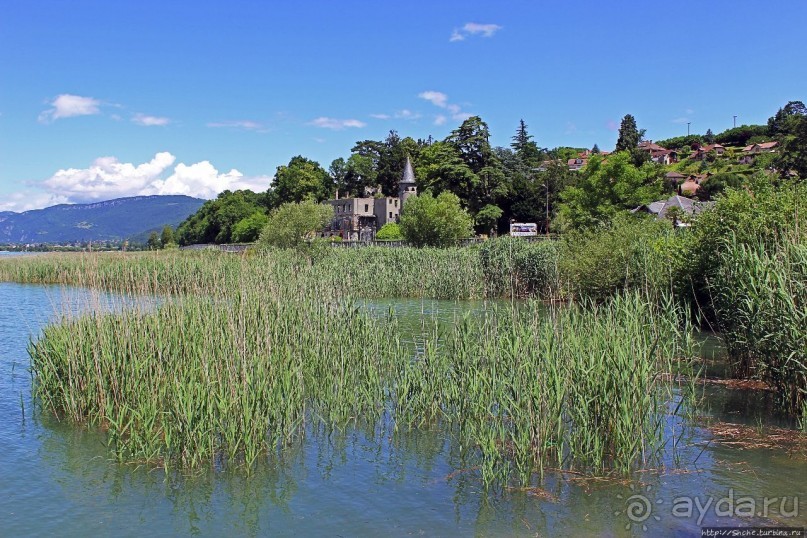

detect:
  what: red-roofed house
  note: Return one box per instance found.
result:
[739,141,779,164]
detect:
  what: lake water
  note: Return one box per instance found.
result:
[1,283,804,536]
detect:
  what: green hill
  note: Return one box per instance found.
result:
[0,195,204,244]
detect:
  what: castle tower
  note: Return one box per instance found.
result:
[398,156,417,206]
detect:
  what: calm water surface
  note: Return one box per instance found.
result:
[1,284,804,537]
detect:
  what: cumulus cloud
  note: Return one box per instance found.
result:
[35,152,271,205]
[450,22,502,42]
[418,90,471,123]
[418,91,449,108]
[0,191,69,213]
[308,117,366,130]
[370,113,391,120]
[207,120,267,132]
[39,94,101,123]
[132,113,170,126]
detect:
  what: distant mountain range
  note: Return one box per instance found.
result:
[0,195,204,244]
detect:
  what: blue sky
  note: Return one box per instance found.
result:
[1,0,806,211]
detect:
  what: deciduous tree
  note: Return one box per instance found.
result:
[399,191,474,247]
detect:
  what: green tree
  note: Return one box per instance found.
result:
[160,225,175,248]
[416,140,477,202]
[510,119,542,167]
[258,200,333,249]
[694,172,744,201]
[704,129,715,144]
[329,157,349,197]
[715,124,769,146]
[768,100,807,137]
[591,144,600,154]
[374,131,423,196]
[475,204,503,236]
[776,113,807,178]
[446,116,508,212]
[615,114,644,152]
[270,156,332,206]
[399,191,474,247]
[147,231,160,250]
[556,152,664,231]
[345,140,383,195]
[175,190,269,245]
[375,222,403,241]
[497,148,572,234]
[231,211,270,243]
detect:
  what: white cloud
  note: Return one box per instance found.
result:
[207,120,267,132]
[308,117,366,130]
[39,94,101,123]
[35,152,271,205]
[395,109,421,120]
[371,110,421,121]
[450,29,465,42]
[132,113,170,126]
[434,115,447,126]
[419,91,471,122]
[450,22,502,42]
[671,117,691,124]
[418,91,449,108]
[0,191,69,213]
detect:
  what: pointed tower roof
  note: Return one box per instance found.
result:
[401,156,416,184]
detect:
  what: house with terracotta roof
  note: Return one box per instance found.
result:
[690,143,726,161]
[678,173,710,195]
[739,141,779,164]
[638,141,678,164]
[665,171,687,184]
[567,157,587,171]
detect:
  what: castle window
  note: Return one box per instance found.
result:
[364,204,369,212]
[389,211,392,219]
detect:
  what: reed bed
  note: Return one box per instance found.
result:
[4,249,697,483]
[394,293,697,482]
[711,236,807,425]
[29,265,404,468]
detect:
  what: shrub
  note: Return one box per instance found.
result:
[232,211,269,243]
[559,212,680,301]
[376,223,403,241]
[680,180,806,314]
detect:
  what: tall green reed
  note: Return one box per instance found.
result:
[711,234,806,424]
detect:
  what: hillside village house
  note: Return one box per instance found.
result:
[566,149,611,171]
[739,141,779,164]
[322,157,417,241]
[664,170,706,196]
[678,173,711,195]
[638,141,679,165]
[690,143,726,161]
